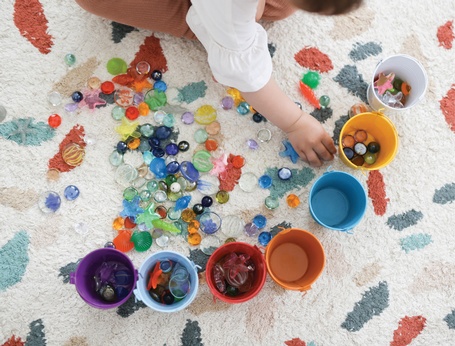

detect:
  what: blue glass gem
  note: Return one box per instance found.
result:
[252,214,267,229]
[152,147,165,158]
[175,195,192,211]
[252,112,264,123]
[201,196,213,208]
[258,231,272,246]
[115,286,129,301]
[116,141,128,154]
[160,260,173,273]
[258,174,273,189]
[153,80,167,92]
[278,167,292,180]
[114,269,134,286]
[148,137,160,148]
[343,147,355,160]
[180,161,200,182]
[279,140,299,164]
[64,185,80,201]
[151,70,162,81]
[165,143,179,156]
[149,157,167,178]
[71,91,83,103]
[155,126,172,140]
[166,161,180,174]
[41,191,61,213]
[237,101,250,115]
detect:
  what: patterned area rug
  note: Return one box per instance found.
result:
[1,1,455,345]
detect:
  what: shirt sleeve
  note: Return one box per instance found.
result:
[186,0,272,92]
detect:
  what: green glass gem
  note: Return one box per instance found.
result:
[107,57,128,75]
[265,196,279,210]
[302,71,321,89]
[363,152,377,165]
[167,207,182,221]
[139,190,152,202]
[167,190,183,202]
[226,285,239,297]
[165,175,177,186]
[192,150,213,172]
[109,151,123,166]
[163,113,175,127]
[194,128,209,144]
[216,190,230,204]
[123,187,138,201]
[140,123,154,137]
[319,95,330,108]
[111,106,125,121]
[144,90,167,111]
[147,180,159,192]
[64,53,76,67]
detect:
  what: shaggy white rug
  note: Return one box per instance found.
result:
[1,0,455,345]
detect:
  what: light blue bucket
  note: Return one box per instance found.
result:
[309,170,367,232]
[134,251,199,312]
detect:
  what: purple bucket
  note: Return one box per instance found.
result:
[70,248,138,309]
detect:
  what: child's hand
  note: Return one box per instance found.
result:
[285,112,337,167]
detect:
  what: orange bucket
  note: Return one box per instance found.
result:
[265,228,325,291]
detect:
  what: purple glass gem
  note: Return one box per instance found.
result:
[133,92,144,105]
[181,111,194,125]
[165,143,179,156]
[244,222,259,237]
[221,96,234,110]
[247,139,259,150]
[180,161,200,182]
[65,103,79,112]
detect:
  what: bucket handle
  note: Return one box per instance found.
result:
[69,272,76,285]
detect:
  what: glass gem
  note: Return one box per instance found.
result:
[155,126,172,140]
[319,95,330,108]
[154,190,167,203]
[155,205,168,219]
[140,124,154,137]
[154,110,166,124]
[231,155,245,168]
[48,114,62,128]
[138,102,149,116]
[199,212,222,235]
[195,105,217,125]
[206,121,221,136]
[351,155,365,166]
[62,143,85,166]
[167,207,182,221]
[354,142,367,155]
[354,130,368,142]
[111,106,126,121]
[48,91,62,106]
[116,141,128,154]
[252,112,264,123]
[176,177,188,191]
[302,71,321,89]
[101,81,115,95]
[368,141,381,154]
[205,138,218,151]
[194,128,208,144]
[258,174,273,189]
[192,150,213,172]
[167,190,183,202]
[151,70,162,81]
[166,161,180,174]
[186,180,197,191]
[364,152,377,165]
[64,185,80,201]
[265,196,279,210]
[104,241,115,248]
[342,135,355,148]
[188,220,200,234]
[156,235,169,247]
[181,208,196,222]
[187,233,202,246]
[149,157,167,178]
[220,215,244,237]
[236,101,250,115]
[139,189,152,202]
[125,106,139,120]
[74,222,89,235]
[138,140,151,153]
[109,151,123,166]
[278,167,292,180]
[197,175,220,195]
[252,214,267,229]
[200,235,221,255]
[343,147,355,160]
[136,61,151,75]
[87,77,102,89]
[123,186,138,201]
[154,80,167,92]
[114,87,134,108]
[258,232,272,246]
[221,96,234,110]
[147,180,159,192]
[178,140,190,152]
[257,128,272,143]
[348,102,370,118]
[64,103,78,113]
[148,137,160,148]
[64,53,76,66]
[107,57,128,75]
[244,222,259,237]
[165,143,179,156]
[113,217,124,230]
[192,203,204,215]
[247,139,259,150]
[215,190,229,204]
[71,91,83,103]
[181,111,194,125]
[180,161,200,182]
[286,194,300,208]
[163,113,175,127]
[201,196,213,208]
[238,172,258,192]
[114,164,138,187]
[38,191,61,213]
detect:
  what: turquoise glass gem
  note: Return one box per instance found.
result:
[265,196,279,210]
[64,53,76,67]
[109,151,123,166]
[236,101,250,115]
[112,106,125,120]
[194,128,208,144]
[140,123,154,137]
[319,95,330,108]
[123,187,138,201]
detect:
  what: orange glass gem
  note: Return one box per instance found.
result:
[138,102,150,116]
[127,137,141,150]
[286,194,300,208]
[188,220,200,234]
[124,216,136,229]
[101,81,115,94]
[62,143,85,167]
[113,216,124,230]
[205,121,221,135]
[181,208,196,222]
[187,233,202,245]
[231,155,245,168]
[205,138,218,151]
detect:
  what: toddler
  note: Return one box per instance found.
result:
[75,0,363,167]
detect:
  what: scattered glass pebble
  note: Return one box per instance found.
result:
[236,101,250,115]
[200,235,221,255]
[48,114,62,128]
[64,53,76,67]
[252,214,267,229]
[238,172,258,192]
[258,174,273,189]
[195,105,217,125]
[154,190,168,203]
[62,143,85,167]
[278,167,292,180]
[265,196,279,210]
[258,231,272,246]
[48,91,62,106]
[244,222,259,237]
[104,241,115,248]
[221,96,234,110]
[74,222,89,235]
[199,212,222,234]
[257,128,272,143]
[136,61,150,75]
[194,128,209,143]
[247,139,259,150]
[109,151,123,166]
[64,185,80,201]
[215,190,229,204]
[38,191,61,213]
[286,194,300,208]
[115,164,138,187]
[156,235,170,247]
[319,95,330,108]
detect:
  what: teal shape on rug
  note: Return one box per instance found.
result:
[400,233,432,253]
[0,231,30,292]
[349,42,382,62]
[333,65,368,103]
[181,319,203,346]
[117,294,147,318]
[177,81,207,103]
[0,117,55,146]
[58,260,81,284]
[386,209,423,231]
[433,183,455,204]
[341,281,389,332]
[332,114,349,145]
[270,221,292,237]
[26,319,46,346]
[443,309,455,329]
[266,167,315,199]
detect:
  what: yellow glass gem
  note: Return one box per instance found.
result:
[138,102,150,116]
[62,143,85,167]
[194,105,217,125]
[188,232,202,245]
[224,237,236,244]
[286,194,301,208]
[188,220,200,234]
[215,190,229,204]
[181,208,196,222]
[112,216,124,230]
[226,88,245,106]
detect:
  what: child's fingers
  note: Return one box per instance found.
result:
[314,143,334,162]
[305,150,323,167]
[322,136,337,154]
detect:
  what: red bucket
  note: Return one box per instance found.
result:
[205,242,266,304]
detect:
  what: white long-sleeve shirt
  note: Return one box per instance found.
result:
[186,0,272,92]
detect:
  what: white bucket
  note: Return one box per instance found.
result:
[367,54,428,112]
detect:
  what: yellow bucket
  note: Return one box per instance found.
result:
[339,111,398,170]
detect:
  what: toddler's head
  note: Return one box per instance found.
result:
[290,0,363,15]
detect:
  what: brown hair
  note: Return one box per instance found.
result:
[290,0,363,15]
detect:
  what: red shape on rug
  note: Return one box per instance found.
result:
[48,125,86,173]
[437,20,454,49]
[13,0,53,54]
[367,170,389,216]
[130,35,168,74]
[440,84,455,133]
[1,335,25,346]
[294,47,333,73]
[284,338,306,346]
[218,154,242,191]
[390,315,426,346]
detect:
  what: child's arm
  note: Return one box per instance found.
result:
[242,77,337,167]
